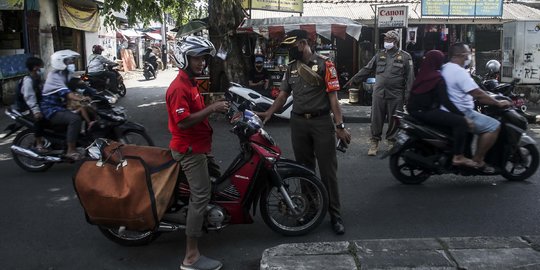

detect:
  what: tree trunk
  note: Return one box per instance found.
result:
[208,0,249,93]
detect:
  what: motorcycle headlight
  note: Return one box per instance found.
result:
[260,128,275,145]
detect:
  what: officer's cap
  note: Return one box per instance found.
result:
[383,30,400,42]
[282,29,310,45]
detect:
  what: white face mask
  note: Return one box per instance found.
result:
[384,42,395,50]
[463,54,472,67]
[36,67,45,76]
[67,64,76,72]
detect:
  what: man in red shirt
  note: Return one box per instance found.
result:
[167,36,229,270]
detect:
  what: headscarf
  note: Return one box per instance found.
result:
[411,50,445,94]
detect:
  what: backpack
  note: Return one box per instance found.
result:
[15,77,29,112]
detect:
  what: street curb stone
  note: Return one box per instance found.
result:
[260,236,540,270]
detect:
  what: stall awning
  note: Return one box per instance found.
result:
[118,29,142,37]
[237,16,363,41]
[144,32,163,40]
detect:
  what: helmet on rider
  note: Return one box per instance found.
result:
[172,36,216,70]
[50,49,80,71]
[92,45,104,54]
[485,60,501,74]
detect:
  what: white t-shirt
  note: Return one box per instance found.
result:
[441,62,479,113]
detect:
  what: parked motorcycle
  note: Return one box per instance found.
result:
[2,90,153,172]
[92,96,329,246]
[143,61,157,80]
[473,60,531,118]
[81,64,127,97]
[382,94,539,184]
[228,82,293,120]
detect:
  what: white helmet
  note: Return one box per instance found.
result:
[50,49,80,70]
[172,36,216,69]
[485,60,501,74]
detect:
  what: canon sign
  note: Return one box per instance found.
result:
[378,6,408,28]
[379,9,405,16]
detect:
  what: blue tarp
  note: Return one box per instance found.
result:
[0,53,31,79]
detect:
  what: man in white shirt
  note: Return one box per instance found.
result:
[441,43,511,172]
[87,45,118,92]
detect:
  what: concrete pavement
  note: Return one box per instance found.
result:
[260,236,540,269]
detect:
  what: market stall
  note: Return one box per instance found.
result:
[237,16,364,98]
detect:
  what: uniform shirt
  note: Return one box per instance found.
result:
[441,62,478,113]
[166,69,212,154]
[352,49,414,100]
[280,53,340,114]
[87,54,116,73]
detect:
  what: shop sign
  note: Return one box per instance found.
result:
[378,6,408,28]
[0,0,24,10]
[241,0,303,13]
[421,0,503,17]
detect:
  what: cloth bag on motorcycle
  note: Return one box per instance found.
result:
[73,142,179,231]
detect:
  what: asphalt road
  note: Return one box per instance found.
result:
[1,69,540,270]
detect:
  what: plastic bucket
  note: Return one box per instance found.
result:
[349,88,359,104]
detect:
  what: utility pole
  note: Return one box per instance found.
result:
[161,12,168,69]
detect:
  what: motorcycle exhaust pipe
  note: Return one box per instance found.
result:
[158,222,186,232]
[10,145,62,162]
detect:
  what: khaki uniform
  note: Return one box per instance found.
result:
[280,53,342,222]
[351,49,414,142]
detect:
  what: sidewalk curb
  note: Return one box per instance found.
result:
[260,236,540,270]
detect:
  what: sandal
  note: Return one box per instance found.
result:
[65,152,83,161]
[474,162,496,174]
[180,256,222,270]
[32,145,49,154]
[452,158,478,169]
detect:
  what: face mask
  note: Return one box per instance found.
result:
[384,42,395,50]
[463,55,472,68]
[288,46,303,61]
[36,67,45,76]
[67,64,76,72]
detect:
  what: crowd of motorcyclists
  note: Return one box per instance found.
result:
[12,46,120,161]
[5,31,538,270]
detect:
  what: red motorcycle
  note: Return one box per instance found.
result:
[92,103,329,246]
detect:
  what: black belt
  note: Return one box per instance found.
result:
[292,110,330,119]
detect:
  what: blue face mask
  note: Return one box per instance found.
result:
[36,67,45,76]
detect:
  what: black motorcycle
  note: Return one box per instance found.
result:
[143,61,157,80]
[2,91,153,172]
[382,95,539,184]
[81,64,127,97]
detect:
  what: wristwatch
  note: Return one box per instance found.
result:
[335,123,345,129]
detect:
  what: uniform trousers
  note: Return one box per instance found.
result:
[290,113,342,221]
[371,96,403,142]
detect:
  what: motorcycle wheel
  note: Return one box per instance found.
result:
[389,142,431,185]
[99,226,160,246]
[260,174,328,236]
[11,129,54,172]
[144,72,150,80]
[117,82,127,97]
[119,130,154,146]
[501,144,540,181]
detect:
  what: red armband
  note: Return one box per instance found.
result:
[325,61,340,92]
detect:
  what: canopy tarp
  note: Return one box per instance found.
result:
[172,19,208,37]
[237,16,363,41]
[144,32,162,40]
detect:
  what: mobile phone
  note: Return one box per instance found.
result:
[336,139,348,153]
